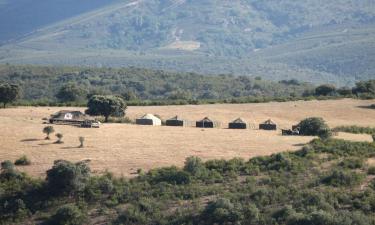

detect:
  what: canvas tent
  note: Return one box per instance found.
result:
[49,110,89,124]
[259,119,277,130]
[229,118,247,129]
[166,116,186,127]
[196,117,219,128]
[136,114,162,126]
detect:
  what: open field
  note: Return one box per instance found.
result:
[0,98,374,177]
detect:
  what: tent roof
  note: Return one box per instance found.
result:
[231,118,247,124]
[198,117,213,123]
[139,114,161,121]
[167,115,184,121]
[261,119,276,125]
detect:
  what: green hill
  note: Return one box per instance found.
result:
[0,0,374,85]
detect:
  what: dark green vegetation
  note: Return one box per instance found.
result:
[86,95,127,122]
[0,82,20,108]
[0,1,374,84]
[0,65,374,107]
[2,138,375,224]
[297,117,332,139]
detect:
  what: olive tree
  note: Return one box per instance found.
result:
[298,117,332,139]
[0,83,20,108]
[43,126,55,140]
[86,95,127,122]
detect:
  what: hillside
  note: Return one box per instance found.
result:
[0,0,374,84]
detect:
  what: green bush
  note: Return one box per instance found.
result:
[338,157,364,169]
[46,160,91,195]
[322,170,365,187]
[49,204,86,225]
[201,198,243,224]
[14,155,31,166]
[147,167,191,185]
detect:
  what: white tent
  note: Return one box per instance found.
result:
[136,114,162,126]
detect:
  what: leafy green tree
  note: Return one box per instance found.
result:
[46,160,90,195]
[55,83,86,102]
[86,95,127,122]
[0,83,20,108]
[43,126,55,140]
[297,117,331,139]
[184,156,205,176]
[353,80,375,95]
[49,204,86,225]
[315,84,336,96]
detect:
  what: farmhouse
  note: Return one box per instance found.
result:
[259,119,277,130]
[49,110,89,125]
[136,114,162,126]
[229,118,247,129]
[196,117,219,128]
[166,116,186,127]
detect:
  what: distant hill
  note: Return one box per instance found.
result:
[0,0,374,85]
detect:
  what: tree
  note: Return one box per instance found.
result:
[0,83,20,108]
[315,84,336,96]
[55,83,86,102]
[79,137,85,148]
[46,160,90,195]
[43,126,55,140]
[55,133,63,144]
[86,95,127,122]
[297,117,332,139]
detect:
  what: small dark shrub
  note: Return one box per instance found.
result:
[49,204,86,225]
[148,167,191,185]
[368,166,375,175]
[14,155,31,166]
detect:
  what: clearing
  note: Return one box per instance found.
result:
[0,98,374,177]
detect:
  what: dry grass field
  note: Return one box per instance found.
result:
[0,98,374,177]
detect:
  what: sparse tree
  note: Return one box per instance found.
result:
[55,133,64,144]
[0,83,20,108]
[79,137,85,148]
[86,95,127,122]
[43,126,55,140]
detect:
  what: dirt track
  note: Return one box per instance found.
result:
[0,98,374,177]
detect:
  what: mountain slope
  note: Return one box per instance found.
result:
[0,0,374,85]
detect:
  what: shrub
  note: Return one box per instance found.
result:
[55,133,63,144]
[322,170,365,187]
[338,157,364,169]
[368,166,375,175]
[49,204,86,225]
[14,155,31,166]
[148,167,191,185]
[372,134,375,142]
[184,156,205,176]
[201,198,243,224]
[46,160,91,195]
[79,137,85,148]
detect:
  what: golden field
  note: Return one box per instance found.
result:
[0,98,374,177]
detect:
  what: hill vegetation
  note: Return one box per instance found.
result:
[1,138,375,224]
[0,0,374,84]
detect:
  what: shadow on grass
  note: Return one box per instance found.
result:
[61,146,82,150]
[20,138,42,142]
[357,105,375,109]
[293,143,307,147]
